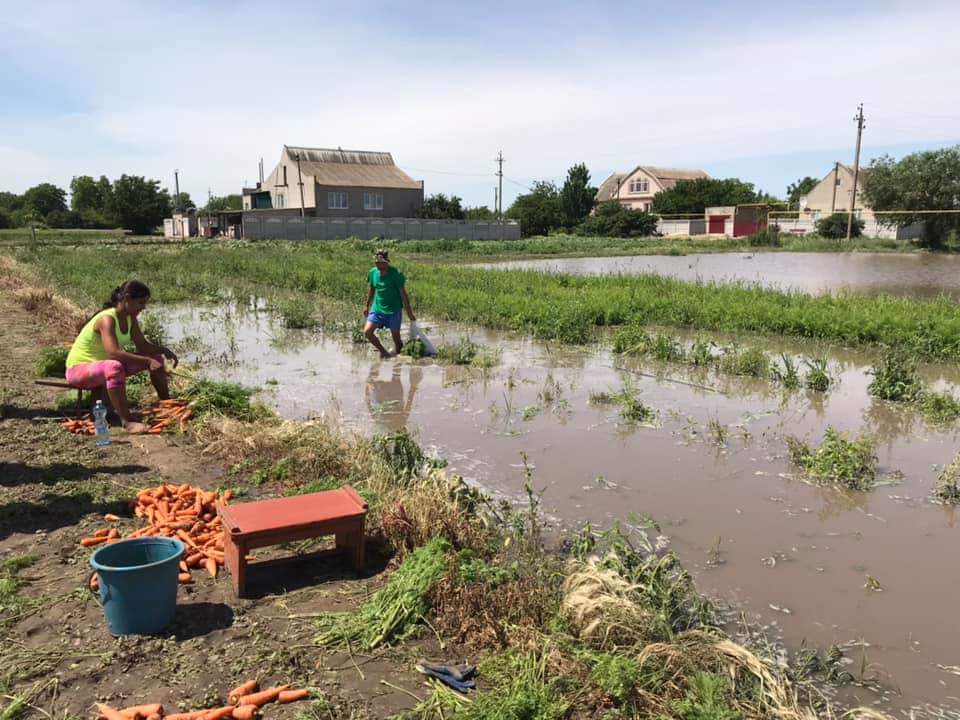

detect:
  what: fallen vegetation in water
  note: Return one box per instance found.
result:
[786,427,878,491]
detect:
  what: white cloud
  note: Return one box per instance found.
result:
[1,1,958,204]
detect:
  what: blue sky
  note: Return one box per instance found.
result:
[1,1,958,207]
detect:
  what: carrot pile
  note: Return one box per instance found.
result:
[84,483,238,589]
[94,680,310,720]
[62,415,95,435]
[142,399,193,434]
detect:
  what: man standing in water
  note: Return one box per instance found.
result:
[363,249,416,358]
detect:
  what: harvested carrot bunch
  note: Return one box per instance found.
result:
[62,415,95,435]
[142,399,194,434]
[82,483,238,584]
[93,680,309,720]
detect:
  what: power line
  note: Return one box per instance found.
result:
[403,166,494,178]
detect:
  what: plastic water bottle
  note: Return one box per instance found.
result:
[93,400,111,447]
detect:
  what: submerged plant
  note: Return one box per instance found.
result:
[770,353,800,389]
[707,418,728,447]
[867,349,923,402]
[275,299,318,329]
[651,334,686,363]
[719,346,769,378]
[803,357,832,392]
[935,454,960,504]
[591,382,656,425]
[689,338,715,367]
[918,389,960,424]
[786,427,878,491]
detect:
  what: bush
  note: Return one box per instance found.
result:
[935,454,960,503]
[35,346,69,377]
[786,427,877,490]
[815,212,865,239]
[576,202,658,238]
[746,227,782,247]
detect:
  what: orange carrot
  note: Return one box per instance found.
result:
[228,679,259,703]
[179,560,189,572]
[238,685,289,707]
[81,536,108,547]
[146,715,162,720]
[205,557,218,578]
[107,528,120,540]
[94,528,110,538]
[166,712,209,720]
[119,704,163,719]
[97,704,127,720]
[202,707,236,720]
[230,707,258,720]
[222,490,234,502]
[104,513,121,521]
[89,573,99,591]
[278,689,310,703]
[178,572,193,584]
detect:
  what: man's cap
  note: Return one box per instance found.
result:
[374,249,390,263]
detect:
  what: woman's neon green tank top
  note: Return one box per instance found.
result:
[66,308,133,369]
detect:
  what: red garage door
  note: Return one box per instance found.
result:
[708,215,728,234]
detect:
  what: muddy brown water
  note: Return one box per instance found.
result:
[165,302,960,715]
[477,252,960,298]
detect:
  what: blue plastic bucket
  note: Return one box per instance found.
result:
[90,537,185,635]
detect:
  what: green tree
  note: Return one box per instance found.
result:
[172,192,195,212]
[464,205,495,220]
[576,202,658,238]
[107,175,172,234]
[786,176,818,206]
[863,146,960,246]
[71,175,105,212]
[559,162,597,227]
[22,183,68,218]
[204,194,242,212]
[505,181,563,237]
[0,191,23,213]
[0,208,11,229]
[417,193,465,220]
[651,178,760,215]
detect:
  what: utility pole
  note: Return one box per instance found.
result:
[494,187,498,217]
[846,104,865,241]
[173,169,180,213]
[496,150,504,222]
[295,152,305,218]
[830,161,839,213]
[207,188,212,237]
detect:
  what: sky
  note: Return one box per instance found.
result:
[1,0,959,208]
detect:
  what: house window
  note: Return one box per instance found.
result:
[276,193,284,208]
[328,191,348,210]
[835,177,842,186]
[364,192,384,210]
[629,179,649,193]
[283,166,288,186]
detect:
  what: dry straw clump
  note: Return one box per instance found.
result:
[0,256,85,333]
[562,557,653,649]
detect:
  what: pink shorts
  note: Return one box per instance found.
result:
[66,353,164,391]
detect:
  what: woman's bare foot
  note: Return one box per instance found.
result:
[122,420,149,434]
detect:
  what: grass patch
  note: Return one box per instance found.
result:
[434,337,498,368]
[0,555,38,621]
[718,346,769,379]
[803,357,832,392]
[918,389,960,424]
[315,537,450,650]
[786,427,878,491]
[184,378,268,421]
[671,672,740,720]
[590,383,656,425]
[275,299,318,329]
[34,346,68,377]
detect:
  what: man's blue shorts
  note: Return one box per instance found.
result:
[367,310,402,332]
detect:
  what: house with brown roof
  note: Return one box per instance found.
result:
[245,146,424,217]
[597,166,710,211]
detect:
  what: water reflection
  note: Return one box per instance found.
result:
[365,363,421,432]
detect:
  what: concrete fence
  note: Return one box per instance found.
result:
[656,216,923,240]
[243,216,522,241]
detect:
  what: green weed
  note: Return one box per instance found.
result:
[139,312,168,346]
[34,347,68,377]
[786,427,877,491]
[689,338,715,367]
[371,428,427,482]
[435,338,480,365]
[707,418,728,447]
[0,555,38,619]
[651,334,686,362]
[671,672,740,720]
[770,353,800,389]
[276,300,317,329]
[935,454,960,504]
[867,349,923,401]
[590,384,656,424]
[587,652,640,706]
[315,537,450,649]
[918,390,960,424]
[803,357,832,392]
[719,346,769,378]
[184,378,267,421]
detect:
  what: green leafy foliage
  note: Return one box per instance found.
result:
[418,193,466,220]
[651,178,761,215]
[315,537,450,649]
[34,346,69,378]
[371,428,427,482]
[184,378,266,420]
[559,163,597,227]
[863,146,960,246]
[803,358,832,392]
[107,174,172,234]
[588,652,640,706]
[935,454,960,504]
[867,349,923,401]
[671,672,740,720]
[815,212,864,239]
[786,427,877,491]
[576,201,658,238]
[506,181,563,237]
[918,390,960,424]
[786,176,818,206]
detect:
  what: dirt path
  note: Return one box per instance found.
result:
[0,288,427,718]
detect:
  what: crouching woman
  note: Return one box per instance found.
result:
[65,280,178,434]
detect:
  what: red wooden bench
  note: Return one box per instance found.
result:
[217,485,368,597]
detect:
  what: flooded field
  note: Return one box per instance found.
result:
[478,251,960,298]
[165,301,960,715]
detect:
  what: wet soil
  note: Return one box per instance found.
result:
[163,301,960,715]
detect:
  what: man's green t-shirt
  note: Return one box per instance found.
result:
[368,266,405,314]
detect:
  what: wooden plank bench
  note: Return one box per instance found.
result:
[217,485,368,597]
[34,379,86,414]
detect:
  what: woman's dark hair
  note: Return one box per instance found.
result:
[102,280,151,310]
